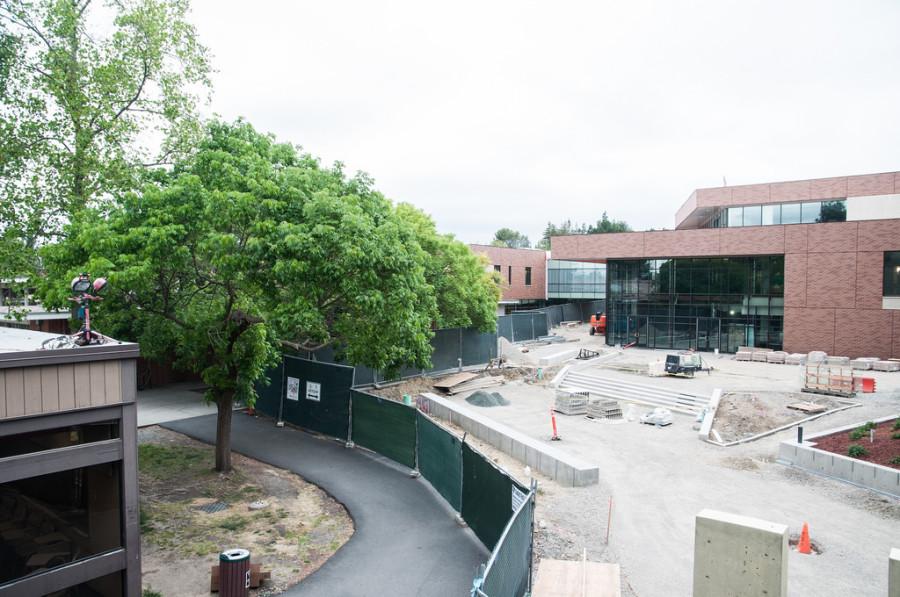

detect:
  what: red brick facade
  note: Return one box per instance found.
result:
[551,170,900,358]
[469,245,547,302]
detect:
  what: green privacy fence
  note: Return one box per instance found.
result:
[350,390,417,469]
[462,442,529,550]
[254,355,354,440]
[416,412,462,511]
[475,481,536,597]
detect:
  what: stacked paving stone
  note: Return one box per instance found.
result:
[873,360,900,372]
[850,357,880,370]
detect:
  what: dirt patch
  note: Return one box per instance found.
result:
[711,391,845,443]
[811,419,900,469]
[139,427,353,597]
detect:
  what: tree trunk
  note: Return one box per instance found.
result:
[214,393,234,472]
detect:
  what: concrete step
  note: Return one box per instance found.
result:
[563,372,709,415]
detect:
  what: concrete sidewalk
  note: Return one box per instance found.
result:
[137,382,219,427]
[163,414,488,597]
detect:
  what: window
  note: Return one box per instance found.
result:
[524,267,532,286]
[780,203,801,224]
[819,199,847,222]
[0,422,119,459]
[0,463,122,585]
[743,205,762,227]
[762,204,780,226]
[493,264,501,274]
[801,201,821,224]
[727,207,743,227]
[885,252,900,296]
[507,266,512,285]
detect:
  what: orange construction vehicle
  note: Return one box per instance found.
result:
[589,312,606,336]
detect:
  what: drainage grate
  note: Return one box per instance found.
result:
[196,501,229,514]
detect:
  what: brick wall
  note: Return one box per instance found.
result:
[550,219,900,358]
[469,245,547,301]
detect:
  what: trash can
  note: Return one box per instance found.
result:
[219,548,250,597]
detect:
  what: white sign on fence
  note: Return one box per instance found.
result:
[306,381,322,402]
[511,485,527,512]
[286,377,300,401]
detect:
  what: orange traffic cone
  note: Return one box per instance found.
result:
[798,522,811,554]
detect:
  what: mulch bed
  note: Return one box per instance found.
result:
[813,419,900,470]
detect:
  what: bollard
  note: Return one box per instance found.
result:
[219,548,251,597]
[797,426,803,444]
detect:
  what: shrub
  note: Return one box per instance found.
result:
[848,428,867,441]
[891,456,900,466]
[143,589,163,597]
[892,432,900,440]
[862,421,876,431]
[893,419,900,431]
[848,444,869,458]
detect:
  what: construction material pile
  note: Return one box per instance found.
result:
[466,391,509,407]
[586,398,622,420]
[554,388,589,415]
[433,371,505,395]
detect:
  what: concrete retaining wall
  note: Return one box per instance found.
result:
[693,509,788,597]
[777,414,900,498]
[891,548,900,597]
[418,392,599,487]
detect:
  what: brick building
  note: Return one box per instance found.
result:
[551,171,900,358]
[469,245,548,312]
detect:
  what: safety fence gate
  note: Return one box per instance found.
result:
[472,480,537,597]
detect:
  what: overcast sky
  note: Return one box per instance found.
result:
[189,0,900,245]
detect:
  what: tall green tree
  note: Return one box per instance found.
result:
[588,211,631,234]
[490,227,531,249]
[0,0,211,261]
[397,204,499,331]
[40,120,467,471]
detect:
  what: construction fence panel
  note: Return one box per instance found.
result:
[416,413,462,511]
[280,355,353,440]
[510,313,536,343]
[497,316,514,342]
[461,329,498,366]
[479,486,535,597]
[533,312,549,337]
[431,328,462,372]
[350,390,417,469]
[253,361,283,418]
[562,302,581,323]
[462,442,528,550]
[580,299,606,322]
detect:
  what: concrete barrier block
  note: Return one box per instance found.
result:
[777,442,798,464]
[874,467,900,497]
[555,463,574,487]
[538,449,558,477]
[890,548,900,597]
[831,455,853,479]
[693,509,788,597]
[850,460,876,486]
[573,467,599,487]
[797,448,815,469]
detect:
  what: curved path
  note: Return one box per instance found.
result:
[164,414,488,597]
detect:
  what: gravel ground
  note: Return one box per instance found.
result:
[433,331,900,597]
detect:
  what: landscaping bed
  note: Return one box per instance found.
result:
[139,427,353,597]
[812,419,900,470]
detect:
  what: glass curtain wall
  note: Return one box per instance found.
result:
[547,260,606,299]
[606,256,784,352]
[704,199,846,228]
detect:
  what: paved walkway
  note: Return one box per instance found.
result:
[137,382,220,427]
[163,414,488,597]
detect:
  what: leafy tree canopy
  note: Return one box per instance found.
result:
[535,212,632,249]
[39,119,500,469]
[490,227,531,249]
[397,203,499,332]
[0,0,211,260]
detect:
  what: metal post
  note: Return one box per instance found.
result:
[797,426,803,444]
[276,357,286,426]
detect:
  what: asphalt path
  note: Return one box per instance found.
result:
[163,413,488,596]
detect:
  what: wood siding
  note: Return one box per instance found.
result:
[0,360,133,420]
